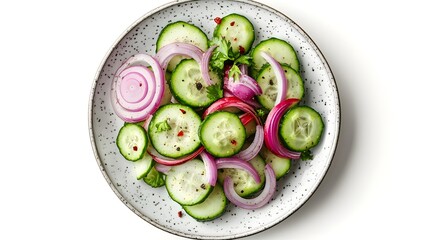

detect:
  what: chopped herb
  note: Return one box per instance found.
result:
[206,83,223,101]
[155,120,171,133]
[301,150,313,161]
[228,64,241,81]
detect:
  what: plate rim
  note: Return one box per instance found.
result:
[88,0,341,239]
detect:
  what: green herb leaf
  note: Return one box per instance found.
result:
[256,108,268,118]
[143,166,165,188]
[234,54,252,66]
[209,37,240,70]
[154,120,171,133]
[206,83,223,101]
[300,150,313,161]
[228,64,241,81]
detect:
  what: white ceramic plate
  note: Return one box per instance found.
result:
[89,0,340,239]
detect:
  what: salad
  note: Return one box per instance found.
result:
[111,13,324,221]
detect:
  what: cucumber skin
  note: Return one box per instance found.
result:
[156,21,209,52]
[213,13,255,54]
[198,111,246,158]
[116,124,148,162]
[280,106,325,152]
[251,37,300,72]
[169,59,222,108]
[182,184,227,222]
[148,104,202,159]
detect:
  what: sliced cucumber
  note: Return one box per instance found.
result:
[170,59,222,108]
[156,21,208,71]
[182,184,227,221]
[260,146,291,180]
[213,13,255,54]
[116,123,148,161]
[143,165,165,188]
[165,159,213,206]
[217,155,266,197]
[148,104,201,158]
[280,106,324,152]
[256,64,304,109]
[252,37,300,72]
[134,152,154,180]
[199,111,246,158]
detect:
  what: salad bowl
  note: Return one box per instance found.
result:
[88,0,340,239]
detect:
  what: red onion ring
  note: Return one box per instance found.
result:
[260,52,288,106]
[111,54,165,122]
[116,66,155,111]
[155,42,204,71]
[224,164,276,210]
[154,163,171,174]
[216,157,261,183]
[200,151,217,186]
[264,98,301,159]
[147,145,205,166]
[203,97,261,125]
[235,125,264,161]
[201,45,218,85]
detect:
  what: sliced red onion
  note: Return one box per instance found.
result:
[235,125,264,161]
[264,98,301,159]
[239,112,254,126]
[224,164,276,210]
[154,163,171,174]
[203,97,261,125]
[115,66,154,111]
[111,54,165,122]
[147,145,204,166]
[155,42,204,71]
[200,151,217,186]
[201,45,218,85]
[224,65,262,101]
[216,158,261,183]
[260,52,288,106]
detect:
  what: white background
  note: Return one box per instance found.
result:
[0,0,427,239]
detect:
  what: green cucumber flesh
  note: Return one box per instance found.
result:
[148,104,201,158]
[199,111,246,158]
[280,106,324,151]
[165,159,213,206]
[116,123,148,161]
[252,37,300,72]
[182,184,227,221]
[256,64,304,109]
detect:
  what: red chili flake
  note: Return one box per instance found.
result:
[239,45,245,54]
[179,108,186,114]
[214,17,222,24]
[133,146,138,151]
[178,211,183,218]
[230,21,235,26]
[233,37,237,41]
[177,130,184,137]
[139,83,142,87]
[231,139,237,145]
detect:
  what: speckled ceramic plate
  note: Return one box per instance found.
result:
[89,0,340,239]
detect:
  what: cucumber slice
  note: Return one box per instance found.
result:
[217,155,266,197]
[260,146,291,180]
[170,59,222,108]
[199,111,246,158]
[182,184,227,221]
[143,165,165,188]
[156,21,208,71]
[256,64,304,109]
[280,106,324,151]
[213,13,255,54]
[148,104,201,158]
[116,123,148,161]
[134,152,154,180]
[252,37,300,72]
[165,159,213,206]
